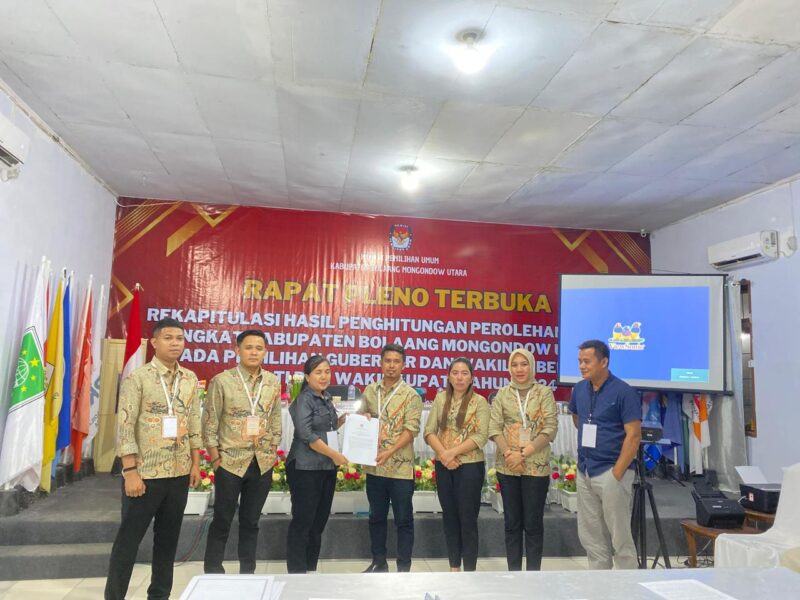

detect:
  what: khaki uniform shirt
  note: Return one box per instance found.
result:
[359,379,423,480]
[203,366,282,477]
[488,383,558,477]
[116,357,202,479]
[424,391,490,464]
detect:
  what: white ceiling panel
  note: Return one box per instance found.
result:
[669,130,800,182]
[615,177,710,206]
[606,0,663,23]
[507,169,600,206]
[283,142,351,189]
[0,0,83,57]
[684,51,800,129]
[612,37,784,124]
[98,64,208,135]
[485,108,599,167]
[711,0,800,45]
[420,102,523,161]
[554,118,669,171]
[2,53,129,126]
[108,170,182,200]
[277,87,360,148]
[49,0,177,68]
[146,132,227,179]
[500,1,616,17]
[215,139,285,183]
[157,0,272,78]
[755,102,800,134]
[270,0,380,88]
[230,178,289,206]
[351,94,441,157]
[454,163,537,203]
[567,172,653,204]
[343,151,417,193]
[645,0,738,30]
[177,177,236,205]
[287,184,345,212]
[611,125,737,177]
[189,75,280,143]
[63,123,166,175]
[727,144,800,184]
[534,22,691,114]
[677,179,766,212]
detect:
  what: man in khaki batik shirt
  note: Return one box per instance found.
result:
[203,329,282,574]
[105,318,202,600]
[359,343,423,573]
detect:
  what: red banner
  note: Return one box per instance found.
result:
[108,200,650,399]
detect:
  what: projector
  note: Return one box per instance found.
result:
[740,483,781,514]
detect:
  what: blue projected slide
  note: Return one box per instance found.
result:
[558,275,726,392]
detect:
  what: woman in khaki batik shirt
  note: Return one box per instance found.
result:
[488,347,557,571]
[424,357,489,572]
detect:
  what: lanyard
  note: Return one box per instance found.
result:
[237,367,264,416]
[159,372,181,416]
[514,387,533,429]
[589,389,599,423]
[378,382,401,420]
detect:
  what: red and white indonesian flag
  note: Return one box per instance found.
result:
[0,260,47,490]
[121,287,144,382]
[85,285,104,453]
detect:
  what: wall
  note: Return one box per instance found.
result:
[651,180,800,482]
[0,85,116,451]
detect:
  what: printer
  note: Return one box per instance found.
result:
[740,483,781,514]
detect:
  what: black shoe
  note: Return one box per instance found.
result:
[362,562,389,573]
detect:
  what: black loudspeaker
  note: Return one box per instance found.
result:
[692,491,745,529]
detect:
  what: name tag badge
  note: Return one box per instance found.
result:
[326,430,339,452]
[245,415,260,437]
[582,423,598,448]
[519,427,531,446]
[162,415,178,439]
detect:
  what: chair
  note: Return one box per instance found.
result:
[715,462,800,567]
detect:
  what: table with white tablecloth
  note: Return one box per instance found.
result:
[278,406,578,465]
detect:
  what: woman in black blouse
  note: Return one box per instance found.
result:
[285,355,348,573]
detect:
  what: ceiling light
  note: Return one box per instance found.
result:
[399,166,419,192]
[447,29,493,74]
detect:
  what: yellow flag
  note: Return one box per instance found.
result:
[41,278,64,492]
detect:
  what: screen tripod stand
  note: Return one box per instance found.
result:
[630,443,671,568]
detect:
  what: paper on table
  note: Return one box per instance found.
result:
[735,466,767,484]
[639,579,737,600]
[178,575,274,600]
[341,413,380,466]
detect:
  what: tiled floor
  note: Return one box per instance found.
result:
[0,556,689,599]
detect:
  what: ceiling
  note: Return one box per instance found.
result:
[2,0,800,231]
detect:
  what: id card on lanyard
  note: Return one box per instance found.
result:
[582,389,599,449]
[515,388,532,446]
[159,372,181,439]
[237,367,264,437]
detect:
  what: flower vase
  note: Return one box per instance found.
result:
[561,489,578,513]
[184,490,211,515]
[412,490,441,513]
[262,490,292,515]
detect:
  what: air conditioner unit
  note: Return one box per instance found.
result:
[0,111,29,168]
[707,231,779,270]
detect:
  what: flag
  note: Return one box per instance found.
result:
[0,261,47,491]
[56,276,73,452]
[682,393,712,475]
[85,284,104,454]
[121,287,144,381]
[70,283,92,472]
[41,276,65,492]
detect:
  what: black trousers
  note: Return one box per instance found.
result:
[434,461,485,571]
[203,459,272,574]
[497,472,550,571]
[366,474,415,571]
[105,475,189,600]
[285,460,336,574]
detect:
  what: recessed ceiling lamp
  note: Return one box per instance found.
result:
[399,165,420,192]
[447,29,493,74]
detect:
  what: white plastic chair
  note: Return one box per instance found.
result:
[715,462,800,568]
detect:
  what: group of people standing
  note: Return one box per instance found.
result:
[104,317,642,600]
